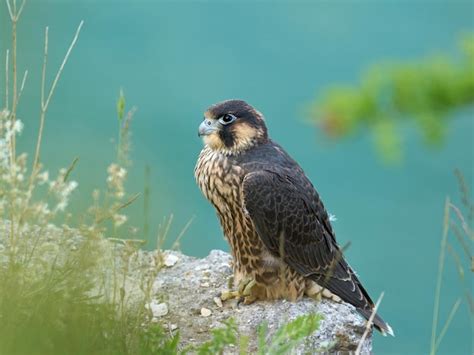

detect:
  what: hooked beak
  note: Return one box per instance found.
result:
[198,119,218,137]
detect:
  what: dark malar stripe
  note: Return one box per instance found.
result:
[219,128,235,148]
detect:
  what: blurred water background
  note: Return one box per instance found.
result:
[1,1,472,353]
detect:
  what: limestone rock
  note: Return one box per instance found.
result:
[152,250,372,353]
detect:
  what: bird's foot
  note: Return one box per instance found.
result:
[306,282,342,303]
[220,276,258,305]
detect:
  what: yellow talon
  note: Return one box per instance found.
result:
[242,295,257,305]
[220,276,258,304]
[241,279,256,296]
[310,291,323,301]
[220,290,240,301]
[227,275,235,290]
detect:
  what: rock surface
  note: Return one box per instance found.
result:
[153,250,372,353]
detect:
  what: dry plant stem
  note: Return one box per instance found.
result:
[447,243,465,278]
[310,241,351,299]
[143,165,151,240]
[6,0,26,21]
[17,21,82,232]
[5,50,13,253]
[430,197,450,355]
[466,292,474,314]
[450,221,471,260]
[5,0,13,19]
[6,0,26,168]
[158,214,173,249]
[40,26,48,117]
[10,17,17,164]
[108,238,145,245]
[355,292,384,355]
[4,50,9,110]
[171,216,194,250]
[434,298,462,352]
[324,241,351,284]
[112,243,118,311]
[449,203,473,241]
[5,0,27,260]
[31,21,84,184]
[355,296,383,353]
[16,70,28,106]
[95,193,140,224]
[454,169,473,220]
[63,157,79,182]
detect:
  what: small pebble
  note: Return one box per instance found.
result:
[213,297,223,308]
[163,253,179,267]
[149,301,168,317]
[319,340,330,348]
[165,323,178,331]
[201,282,210,287]
[201,307,212,317]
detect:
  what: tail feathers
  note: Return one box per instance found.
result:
[357,308,395,337]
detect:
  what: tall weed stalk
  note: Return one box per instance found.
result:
[430,171,473,355]
[0,2,170,353]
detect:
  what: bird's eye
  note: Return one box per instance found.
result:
[219,114,236,125]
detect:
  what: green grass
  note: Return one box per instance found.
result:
[182,315,322,355]
[0,2,163,352]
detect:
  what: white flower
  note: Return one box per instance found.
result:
[113,214,127,227]
[55,201,67,212]
[0,138,8,168]
[49,169,78,213]
[12,120,24,134]
[0,109,10,118]
[37,171,49,185]
[107,163,127,199]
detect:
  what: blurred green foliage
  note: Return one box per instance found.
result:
[310,35,474,162]
[185,314,321,354]
[0,232,158,355]
[140,324,180,354]
[187,318,239,354]
[256,313,322,355]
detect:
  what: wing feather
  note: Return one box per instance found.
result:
[242,168,392,334]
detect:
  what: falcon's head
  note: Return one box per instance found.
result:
[198,100,268,153]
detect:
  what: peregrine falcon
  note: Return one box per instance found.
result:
[194,99,393,335]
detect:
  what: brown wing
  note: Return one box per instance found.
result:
[242,168,392,335]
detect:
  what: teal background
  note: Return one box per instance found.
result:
[1,1,472,353]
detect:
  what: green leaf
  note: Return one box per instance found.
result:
[264,313,322,355]
[117,88,126,121]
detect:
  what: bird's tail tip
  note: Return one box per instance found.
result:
[358,308,395,337]
[379,322,395,337]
